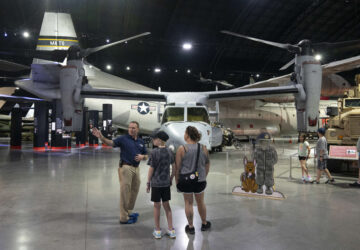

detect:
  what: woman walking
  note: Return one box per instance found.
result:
[298,134,312,182]
[175,126,211,234]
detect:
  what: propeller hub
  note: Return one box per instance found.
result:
[297,39,313,55]
[67,45,82,60]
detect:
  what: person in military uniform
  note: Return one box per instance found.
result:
[253,132,278,195]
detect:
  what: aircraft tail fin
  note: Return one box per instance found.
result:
[34,12,79,63]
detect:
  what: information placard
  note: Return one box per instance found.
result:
[329,145,359,160]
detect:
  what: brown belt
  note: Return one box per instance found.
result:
[121,163,138,168]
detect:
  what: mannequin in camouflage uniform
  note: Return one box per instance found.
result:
[253,138,278,195]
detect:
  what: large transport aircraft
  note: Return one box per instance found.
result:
[1,12,360,150]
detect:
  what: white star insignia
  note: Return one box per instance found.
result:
[139,103,148,112]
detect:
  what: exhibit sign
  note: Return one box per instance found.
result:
[329,145,359,160]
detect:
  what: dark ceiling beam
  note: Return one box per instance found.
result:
[209,0,260,72]
[260,0,327,72]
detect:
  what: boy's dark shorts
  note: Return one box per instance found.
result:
[177,181,207,194]
[298,156,307,160]
[151,186,171,202]
[317,159,328,170]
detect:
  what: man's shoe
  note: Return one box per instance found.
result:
[166,228,176,239]
[129,212,139,218]
[119,218,136,224]
[129,212,139,222]
[256,187,263,194]
[185,225,195,234]
[153,229,162,239]
[201,221,211,231]
[349,181,360,187]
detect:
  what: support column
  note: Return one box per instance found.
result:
[75,107,88,147]
[101,104,112,147]
[50,100,69,150]
[88,110,99,147]
[10,104,22,149]
[33,102,48,151]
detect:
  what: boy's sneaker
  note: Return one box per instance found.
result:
[301,176,306,182]
[325,178,335,184]
[185,225,195,234]
[306,176,312,182]
[166,228,176,239]
[201,221,212,231]
[153,229,162,239]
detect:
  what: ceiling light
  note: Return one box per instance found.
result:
[106,39,110,43]
[22,31,30,38]
[126,66,131,71]
[154,68,161,73]
[182,43,192,50]
[106,64,112,70]
[4,32,7,37]
[175,69,178,73]
[256,74,260,78]
[315,54,322,61]
[187,69,191,74]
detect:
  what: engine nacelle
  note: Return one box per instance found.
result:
[294,55,322,133]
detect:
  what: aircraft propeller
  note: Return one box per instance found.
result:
[221,30,360,70]
[0,32,151,63]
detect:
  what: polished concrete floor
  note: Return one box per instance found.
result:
[0,140,360,250]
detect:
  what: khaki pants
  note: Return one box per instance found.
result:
[118,164,141,222]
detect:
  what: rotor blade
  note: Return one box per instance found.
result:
[0,60,30,72]
[313,39,360,51]
[214,80,234,88]
[83,32,151,57]
[279,58,295,71]
[221,30,300,53]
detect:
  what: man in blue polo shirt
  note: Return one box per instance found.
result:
[92,121,148,224]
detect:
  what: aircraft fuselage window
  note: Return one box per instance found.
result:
[187,107,210,124]
[162,107,184,124]
[344,99,360,107]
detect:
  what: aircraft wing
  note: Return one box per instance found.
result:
[81,87,167,102]
[80,85,299,103]
[238,74,291,89]
[207,85,299,101]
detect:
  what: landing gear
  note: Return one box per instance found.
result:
[210,146,223,153]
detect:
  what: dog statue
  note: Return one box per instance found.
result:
[241,157,258,193]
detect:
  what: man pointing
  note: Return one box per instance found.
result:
[92,121,148,224]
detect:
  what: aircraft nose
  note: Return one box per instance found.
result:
[162,122,211,151]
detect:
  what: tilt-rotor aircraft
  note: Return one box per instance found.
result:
[3,12,360,151]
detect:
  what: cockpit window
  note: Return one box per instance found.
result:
[344,99,360,107]
[187,107,210,124]
[161,107,184,124]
